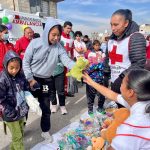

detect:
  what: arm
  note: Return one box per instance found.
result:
[82,73,118,101]
[23,41,34,82]
[123,33,146,75]
[58,44,75,69]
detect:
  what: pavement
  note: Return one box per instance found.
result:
[0,84,87,150]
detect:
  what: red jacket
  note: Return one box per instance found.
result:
[15,36,31,59]
[146,41,150,59]
[0,41,15,71]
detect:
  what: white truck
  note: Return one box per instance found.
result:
[0,9,63,44]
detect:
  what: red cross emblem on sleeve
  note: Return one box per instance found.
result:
[109,45,123,64]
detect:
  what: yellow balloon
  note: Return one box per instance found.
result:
[22,25,28,30]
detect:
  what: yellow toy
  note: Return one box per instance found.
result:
[66,57,89,81]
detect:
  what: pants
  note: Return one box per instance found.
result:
[86,83,105,111]
[51,72,66,106]
[33,76,54,132]
[5,119,24,150]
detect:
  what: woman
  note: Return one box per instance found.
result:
[106,9,146,94]
[0,24,15,72]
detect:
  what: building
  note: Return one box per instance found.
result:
[140,24,150,36]
[0,0,64,18]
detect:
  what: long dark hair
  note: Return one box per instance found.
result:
[127,69,150,114]
[0,24,8,32]
[112,9,132,23]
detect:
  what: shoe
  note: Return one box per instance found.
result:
[51,105,58,113]
[88,110,94,117]
[97,107,105,114]
[41,132,53,143]
[60,106,68,115]
[66,92,74,97]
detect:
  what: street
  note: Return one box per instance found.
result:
[0,84,87,150]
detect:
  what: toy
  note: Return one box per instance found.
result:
[66,57,89,81]
[86,137,105,150]
[101,108,130,143]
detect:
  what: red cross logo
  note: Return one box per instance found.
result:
[109,45,123,64]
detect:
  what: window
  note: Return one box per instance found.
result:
[30,0,41,13]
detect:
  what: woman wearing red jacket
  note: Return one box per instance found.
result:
[0,24,15,72]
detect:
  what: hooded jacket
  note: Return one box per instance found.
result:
[0,50,29,122]
[23,18,75,81]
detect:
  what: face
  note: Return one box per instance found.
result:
[110,14,129,37]
[48,26,61,45]
[93,44,100,51]
[7,60,20,77]
[0,29,8,41]
[24,28,34,40]
[63,25,72,35]
[75,35,81,41]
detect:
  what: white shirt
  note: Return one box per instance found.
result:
[111,95,150,150]
[74,40,86,58]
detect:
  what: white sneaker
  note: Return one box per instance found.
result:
[51,105,58,113]
[41,132,53,143]
[60,106,68,115]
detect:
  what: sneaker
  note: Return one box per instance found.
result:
[51,105,58,113]
[97,107,105,114]
[41,132,53,143]
[60,106,68,115]
[66,92,74,97]
[88,110,94,117]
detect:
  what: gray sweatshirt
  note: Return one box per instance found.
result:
[23,18,75,81]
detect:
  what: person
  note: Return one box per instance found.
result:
[82,69,150,150]
[15,27,33,59]
[0,24,15,72]
[23,18,75,143]
[106,9,146,94]
[145,35,150,70]
[83,35,93,50]
[0,50,29,150]
[74,31,87,60]
[61,21,75,97]
[85,40,105,116]
[50,59,67,115]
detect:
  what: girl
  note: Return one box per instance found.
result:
[85,40,106,116]
[74,31,87,60]
[23,18,75,143]
[0,50,29,150]
[83,69,150,150]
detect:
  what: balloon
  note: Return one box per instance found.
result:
[6,23,12,30]
[2,16,9,24]
[22,25,28,30]
[8,15,14,23]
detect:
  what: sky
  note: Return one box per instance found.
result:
[57,0,150,36]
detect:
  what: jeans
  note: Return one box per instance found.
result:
[86,83,105,111]
[51,72,66,106]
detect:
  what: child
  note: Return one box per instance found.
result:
[85,40,106,115]
[0,50,29,150]
[83,69,150,150]
[74,31,87,60]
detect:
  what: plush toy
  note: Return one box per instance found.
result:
[66,57,89,81]
[87,108,130,150]
[86,137,105,150]
[101,108,130,143]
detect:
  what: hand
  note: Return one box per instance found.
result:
[82,72,94,86]
[29,79,37,89]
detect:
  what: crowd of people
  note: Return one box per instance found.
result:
[0,8,150,150]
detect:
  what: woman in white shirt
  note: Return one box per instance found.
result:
[83,69,150,150]
[73,31,87,60]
